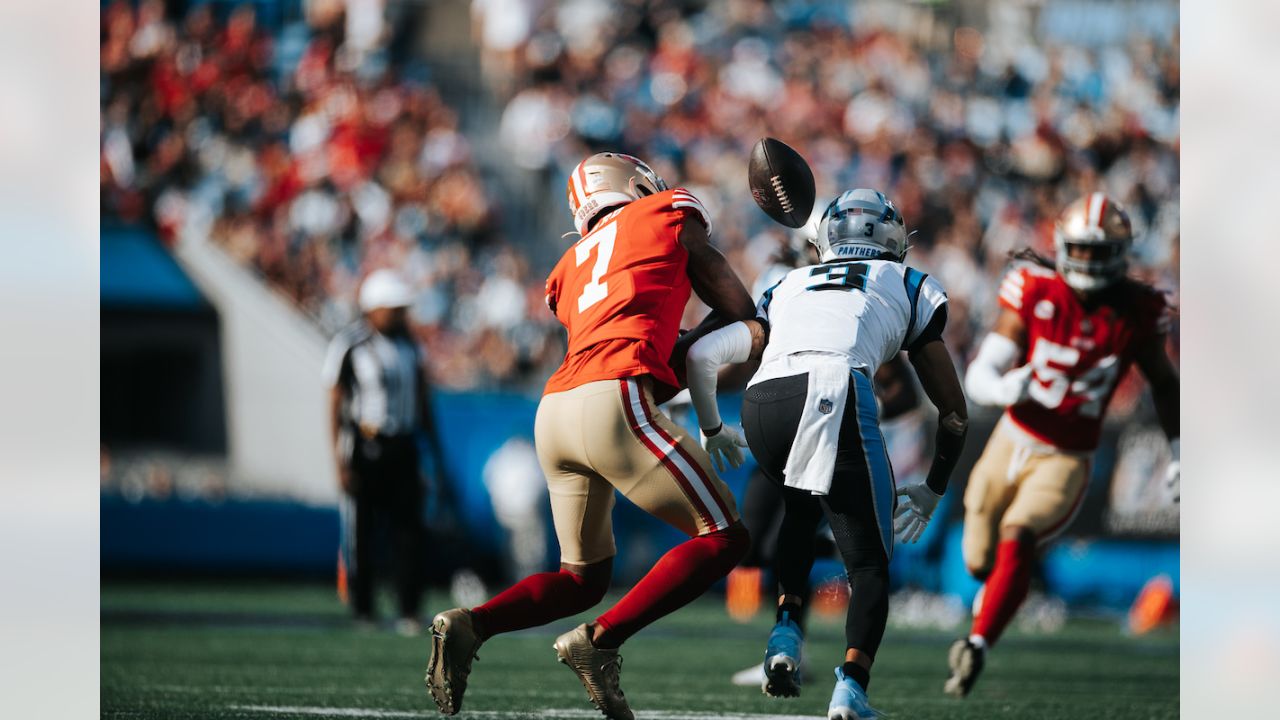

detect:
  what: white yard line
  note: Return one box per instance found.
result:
[230,705,818,720]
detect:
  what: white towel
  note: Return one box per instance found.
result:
[783,361,850,495]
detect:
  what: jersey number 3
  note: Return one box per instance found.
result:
[575,223,617,312]
[807,263,869,293]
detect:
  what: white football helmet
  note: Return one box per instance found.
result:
[1054,192,1133,291]
[566,152,668,235]
[812,189,909,263]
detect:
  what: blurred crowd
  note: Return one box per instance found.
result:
[101,0,564,391]
[478,0,1180,411]
[103,0,1179,409]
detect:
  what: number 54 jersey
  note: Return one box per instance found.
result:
[543,188,712,396]
[999,265,1171,452]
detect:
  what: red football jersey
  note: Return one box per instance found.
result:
[543,188,710,396]
[997,265,1170,451]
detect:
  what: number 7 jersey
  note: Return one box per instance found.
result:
[542,188,711,396]
[999,264,1171,451]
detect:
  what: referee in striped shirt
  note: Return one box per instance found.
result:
[325,270,446,635]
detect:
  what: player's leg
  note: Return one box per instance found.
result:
[348,444,377,623]
[761,486,824,697]
[946,425,1023,698]
[387,436,425,633]
[538,378,744,720]
[426,388,612,715]
[727,470,784,623]
[741,372,816,697]
[961,427,1022,582]
[820,371,893,720]
[591,377,748,649]
[971,452,1089,646]
[465,385,615,637]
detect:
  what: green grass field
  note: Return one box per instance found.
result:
[102,583,1177,719]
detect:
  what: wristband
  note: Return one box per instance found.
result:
[925,412,968,495]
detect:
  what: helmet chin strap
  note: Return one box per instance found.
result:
[628,177,654,199]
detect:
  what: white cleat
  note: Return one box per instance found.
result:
[731,662,766,687]
[827,667,882,720]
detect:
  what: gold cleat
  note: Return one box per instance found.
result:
[425,608,482,715]
[553,624,635,720]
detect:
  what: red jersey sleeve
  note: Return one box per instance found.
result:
[668,187,712,233]
[544,264,562,317]
[997,266,1032,315]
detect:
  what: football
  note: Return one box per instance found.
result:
[748,137,817,228]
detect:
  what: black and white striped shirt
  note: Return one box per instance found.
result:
[323,323,423,437]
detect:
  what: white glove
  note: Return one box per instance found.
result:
[1165,438,1180,504]
[965,334,1034,408]
[894,481,942,544]
[997,364,1035,406]
[702,424,747,473]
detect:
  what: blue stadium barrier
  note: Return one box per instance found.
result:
[102,391,1179,612]
[938,524,1179,611]
[101,495,338,575]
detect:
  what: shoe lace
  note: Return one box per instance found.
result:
[432,628,481,665]
[599,655,624,698]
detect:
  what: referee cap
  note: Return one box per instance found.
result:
[359,269,414,311]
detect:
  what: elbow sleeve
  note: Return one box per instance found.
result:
[687,322,753,430]
[964,333,1024,407]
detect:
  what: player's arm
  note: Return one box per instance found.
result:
[896,286,968,543]
[908,336,969,496]
[323,342,355,495]
[328,385,349,487]
[680,218,755,322]
[1135,335,1179,440]
[683,319,767,471]
[875,354,920,421]
[686,319,767,433]
[963,307,1034,407]
[1135,330,1180,499]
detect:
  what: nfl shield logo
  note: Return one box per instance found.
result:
[819,399,834,414]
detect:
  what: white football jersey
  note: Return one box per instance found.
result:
[748,259,948,387]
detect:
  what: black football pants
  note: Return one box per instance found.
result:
[349,433,425,620]
[742,372,892,661]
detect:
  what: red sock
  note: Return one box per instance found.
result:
[594,523,748,647]
[971,538,1034,646]
[471,569,608,639]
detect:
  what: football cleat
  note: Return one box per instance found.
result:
[944,637,986,698]
[763,612,804,698]
[425,608,483,715]
[554,624,634,720]
[827,667,882,720]
[731,661,766,687]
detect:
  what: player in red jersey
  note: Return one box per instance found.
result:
[943,193,1179,698]
[426,153,756,719]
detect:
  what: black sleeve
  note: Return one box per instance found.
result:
[925,418,967,496]
[337,348,355,391]
[906,302,948,354]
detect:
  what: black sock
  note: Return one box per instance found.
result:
[777,600,804,627]
[842,661,870,691]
